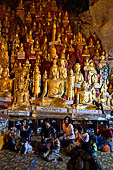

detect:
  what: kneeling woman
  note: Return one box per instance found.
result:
[62,116,75,148]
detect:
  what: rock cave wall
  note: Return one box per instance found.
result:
[89,0,113,56]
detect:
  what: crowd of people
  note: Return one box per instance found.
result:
[7,116,113,169]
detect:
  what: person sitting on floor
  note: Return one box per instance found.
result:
[43,132,62,162]
[20,119,32,154]
[61,116,75,148]
[39,118,56,155]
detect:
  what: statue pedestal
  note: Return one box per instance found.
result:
[35,106,67,113]
[8,109,30,117]
[0,97,12,109]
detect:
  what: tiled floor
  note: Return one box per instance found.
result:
[0,150,69,170]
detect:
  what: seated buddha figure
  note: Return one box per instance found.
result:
[69,39,75,52]
[93,49,100,60]
[92,73,100,88]
[74,63,84,85]
[82,45,90,58]
[95,40,101,51]
[35,62,67,108]
[99,51,107,68]
[13,76,30,111]
[63,11,69,26]
[0,68,12,98]
[76,81,95,109]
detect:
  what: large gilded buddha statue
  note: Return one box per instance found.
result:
[35,62,67,108]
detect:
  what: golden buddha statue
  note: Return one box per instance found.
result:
[47,12,52,23]
[92,73,100,87]
[27,30,34,43]
[43,70,47,81]
[16,0,25,21]
[63,11,69,24]
[32,65,41,97]
[95,40,101,50]
[13,76,30,111]
[35,63,67,108]
[74,63,84,85]
[82,45,90,57]
[15,33,20,48]
[84,58,89,71]
[17,43,25,59]
[33,21,37,31]
[76,81,96,109]
[26,12,32,24]
[4,16,10,29]
[98,91,110,109]
[88,38,94,48]
[76,32,83,44]
[0,68,12,98]
[66,69,75,101]
[41,36,48,51]
[58,12,62,24]
[59,58,67,80]
[88,60,97,74]
[51,22,56,42]
[50,45,58,61]
[93,49,100,60]
[69,39,74,52]
[66,25,73,36]
[99,51,107,68]
[30,1,36,15]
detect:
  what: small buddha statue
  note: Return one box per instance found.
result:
[33,21,37,31]
[32,65,41,97]
[84,58,89,71]
[17,43,25,59]
[50,45,58,61]
[30,44,35,55]
[35,63,67,108]
[43,70,47,82]
[66,69,75,101]
[41,36,48,51]
[0,68,12,98]
[27,30,34,43]
[88,38,94,48]
[59,59,67,80]
[76,81,93,107]
[69,39,74,52]
[13,76,30,111]
[26,12,32,24]
[92,73,100,87]
[30,0,36,15]
[82,45,90,58]
[74,63,84,85]
[66,25,73,36]
[93,49,100,60]
[47,12,52,23]
[76,32,83,44]
[98,91,110,109]
[15,33,20,48]
[95,40,101,50]
[88,61,97,75]
[99,51,107,68]
[63,11,69,24]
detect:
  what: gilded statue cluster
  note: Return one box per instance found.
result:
[0,0,113,112]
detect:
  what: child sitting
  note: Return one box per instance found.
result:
[43,132,62,162]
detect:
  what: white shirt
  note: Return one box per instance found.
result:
[63,123,75,140]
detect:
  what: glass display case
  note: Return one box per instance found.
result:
[0,110,8,136]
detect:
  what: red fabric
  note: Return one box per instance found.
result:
[103,144,110,152]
